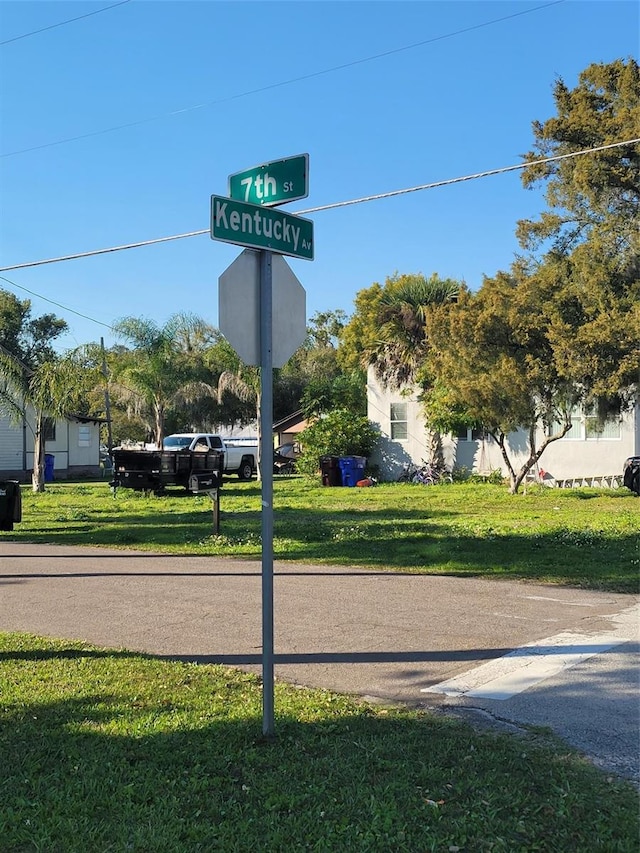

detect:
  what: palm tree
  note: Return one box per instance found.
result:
[368,274,460,389]
[177,354,263,479]
[110,313,215,447]
[0,345,97,492]
[366,273,460,471]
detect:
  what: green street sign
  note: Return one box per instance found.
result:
[210,195,314,260]
[228,154,309,207]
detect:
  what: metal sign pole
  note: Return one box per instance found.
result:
[259,249,275,737]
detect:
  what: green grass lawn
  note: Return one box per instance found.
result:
[1,632,638,853]
[1,479,638,850]
[4,477,639,591]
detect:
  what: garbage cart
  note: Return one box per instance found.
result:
[338,456,367,487]
[44,453,55,482]
[0,480,22,531]
[320,456,342,487]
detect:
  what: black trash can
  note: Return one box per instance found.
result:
[0,480,22,531]
[319,455,342,487]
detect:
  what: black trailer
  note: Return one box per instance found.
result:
[111,448,223,495]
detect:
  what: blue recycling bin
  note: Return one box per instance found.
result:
[338,456,367,487]
[44,454,55,482]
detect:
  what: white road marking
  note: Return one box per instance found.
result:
[422,604,638,701]
[523,595,601,607]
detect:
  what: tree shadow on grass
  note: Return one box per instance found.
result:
[3,499,638,591]
[2,642,637,852]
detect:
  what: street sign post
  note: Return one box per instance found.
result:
[228,154,309,207]
[211,195,313,260]
[210,155,313,738]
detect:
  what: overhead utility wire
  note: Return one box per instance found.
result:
[0,0,132,46]
[0,274,113,329]
[1,138,636,275]
[1,0,564,157]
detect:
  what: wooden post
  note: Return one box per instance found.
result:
[210,490,220,534]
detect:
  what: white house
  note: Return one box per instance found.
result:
[0,411,103,481]
[367,367,639,486]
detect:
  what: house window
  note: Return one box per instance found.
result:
[584,404,621,440]
[457,427,489,442]
[43,418,56,441]
[390,402,408,440]
[78,425,91,447]
[549,411,581,439]
[550,406,621,440]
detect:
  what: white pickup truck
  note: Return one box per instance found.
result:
[162,433,258,480]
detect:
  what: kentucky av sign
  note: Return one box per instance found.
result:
[210,195,313,260]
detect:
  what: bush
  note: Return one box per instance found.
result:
[297,410,380,477]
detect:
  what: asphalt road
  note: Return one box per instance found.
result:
[1,542,638,783]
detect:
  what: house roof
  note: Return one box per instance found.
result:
[68,414,108,425]
[272,410,307,432]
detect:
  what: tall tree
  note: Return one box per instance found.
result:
[425,271,577,493]
[281,309,366,418]
[0,346,97,492]
[0,289,68,366]
[340,273,461,468]
[0,293,73,491]
[424,59,640,493]
[110,313,215,447]
[516,58,640,402]
[517,58,639,259]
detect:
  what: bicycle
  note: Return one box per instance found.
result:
[397,460,453,485]
[397,461,419,482]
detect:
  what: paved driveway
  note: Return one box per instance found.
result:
[1,543,638,782]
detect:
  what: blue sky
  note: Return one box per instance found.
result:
[0,0,637,352]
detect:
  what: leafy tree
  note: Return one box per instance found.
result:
[296,409,379,478]
[517,58,639,259]
[425,273,577,493]
[0,289,68,366]
[280,309,366,419]
[338,283,385,374]
[370,273,460,390]
[338,273,460,387]
[300,371,366,419]
[424,59,640,493]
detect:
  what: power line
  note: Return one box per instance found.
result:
[0,274,114,329]
[1,138,636,274]
[1,0,565,158]
[0,0,132,46]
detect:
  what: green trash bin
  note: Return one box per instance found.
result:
[0,481,22,531]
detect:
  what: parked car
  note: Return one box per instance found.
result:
[623,456,640,495]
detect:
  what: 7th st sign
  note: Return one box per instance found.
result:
[210,195,313,260]
[228,154,309,207]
